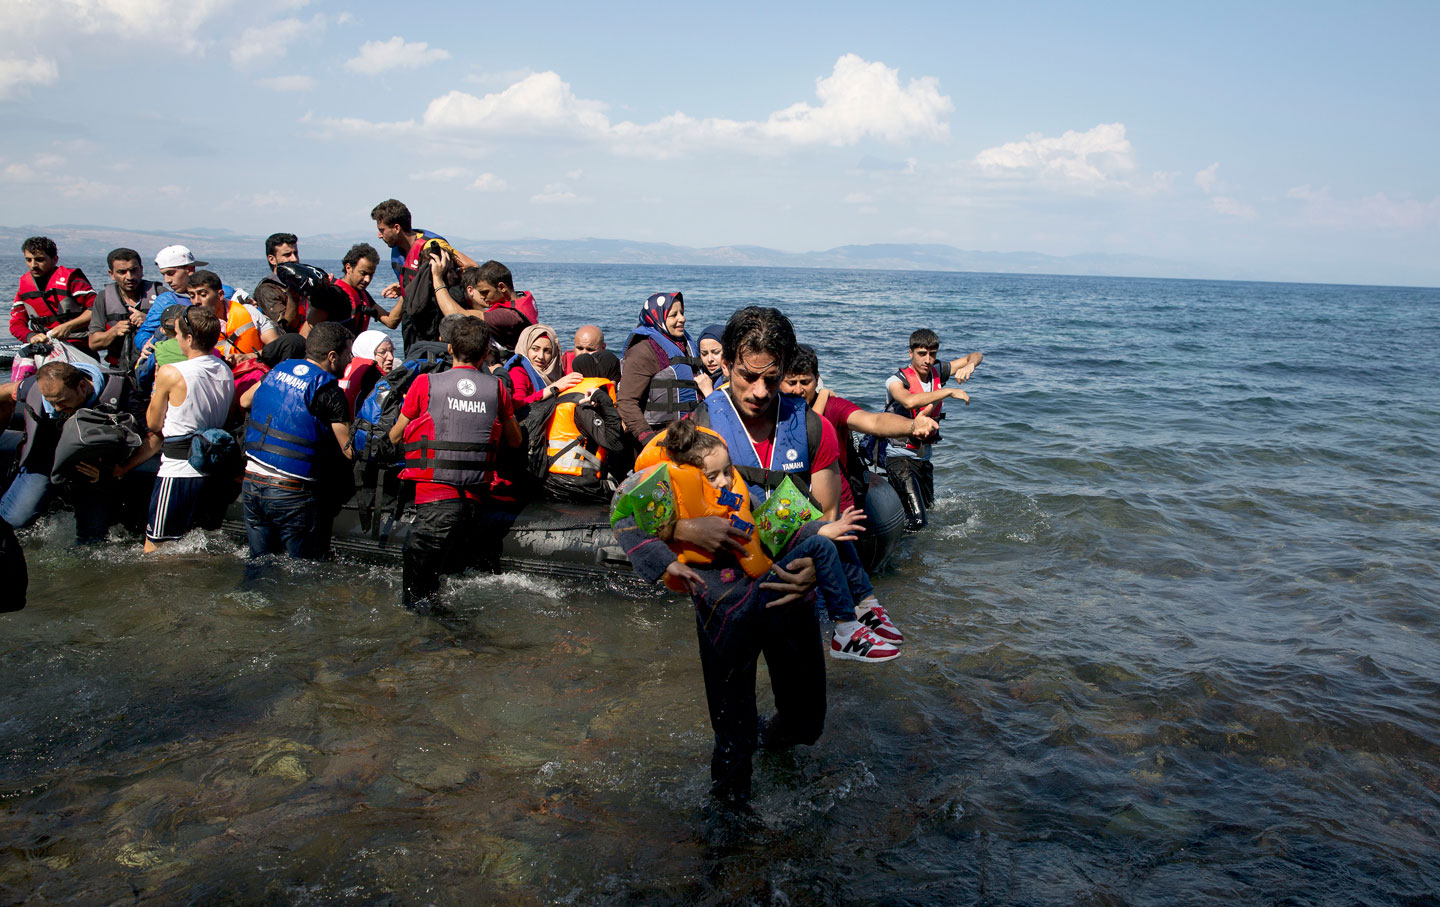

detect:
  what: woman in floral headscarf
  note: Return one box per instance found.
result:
[615,291,709,445]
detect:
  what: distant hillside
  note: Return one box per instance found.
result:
[4,223,1435,286]
[0,223,1206,279]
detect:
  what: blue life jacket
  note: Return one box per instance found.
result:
[243,359,335,479]
[694,389,814,504]
[504,352,547,419]
[622,326,701,427]
[352,375,390,456]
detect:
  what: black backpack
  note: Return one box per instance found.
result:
[364,348,452,465]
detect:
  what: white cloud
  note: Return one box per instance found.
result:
[974,122,1136,184]
[231,17,312,67]
[1210,196,1257,219]
[421,72,611,137]
[531,183,589,205]
[344,36,450,75]
[748,54,952,146]
[565,168,584,181]
[51,0,234,52]
[0,0,236,88]
[327,55,952,158]
[464,67,538,87]
[0,56,59,98]
[1286,185,1440,230]
[843,192,875,204]
[256,74,315,92]
[470,173,507,191]
[1195,162,1219,193]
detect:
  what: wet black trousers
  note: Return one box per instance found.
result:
[696,599,827,804]
[402,498,499,607]
[886,456,934,530]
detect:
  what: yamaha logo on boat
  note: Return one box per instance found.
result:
[293,364,310,377]
[457,378,476,397]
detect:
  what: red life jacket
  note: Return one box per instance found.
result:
[338,357,377,410]
[887,365,944,453]
[16,266,94,335]
[399,368,501,487]
[332,276,372,333]
[513,290,538,323]
[398,232,454,296]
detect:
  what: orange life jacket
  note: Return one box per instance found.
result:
[218,300,264,358]
[545,377,615,478]
[635,426,773,591]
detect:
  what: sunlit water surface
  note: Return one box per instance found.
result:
[2,260,1438,904]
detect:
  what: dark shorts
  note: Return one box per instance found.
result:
[146,475,209,543]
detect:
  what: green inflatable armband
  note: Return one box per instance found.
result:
[752,475,822,557]
[610,464,677,537]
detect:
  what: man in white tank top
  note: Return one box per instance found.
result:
[115,305,235,552]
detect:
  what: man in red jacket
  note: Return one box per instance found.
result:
[10,236,96,348]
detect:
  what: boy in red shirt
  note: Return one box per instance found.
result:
[389,318,522,609]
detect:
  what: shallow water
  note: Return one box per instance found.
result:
[3,261,1439,904]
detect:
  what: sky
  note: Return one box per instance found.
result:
[1,0,1437,285]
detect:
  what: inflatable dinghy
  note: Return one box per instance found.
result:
[220,471,908,582]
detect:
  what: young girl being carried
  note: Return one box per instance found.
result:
[612,419,898,804]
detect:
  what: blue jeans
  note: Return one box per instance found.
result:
[0,467,112,542]
[242,478,318,558]
[777,533,874,623]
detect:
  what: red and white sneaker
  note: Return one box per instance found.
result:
[856,602,904,644]
[831,625,901,662]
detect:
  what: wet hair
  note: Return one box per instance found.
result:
[178,305,221,350]
[189,269,223,293]
[305,322,353,362]
[160,304,186,336]
[106,247,142,270]
[909,328,940,350]
[22,236,57,258]
[370,199,411,231]
[787,344,820,379]
[459,266,485,294]
[448,317,492,364]
[35,361,85,389]
[662,419,726,470]
[438,313,470,343]
[477,260,513,291]
[720,306,796,371]
[265,232,298,259]
[342,242,379,271]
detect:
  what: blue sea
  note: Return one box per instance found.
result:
[3,257,1438,904]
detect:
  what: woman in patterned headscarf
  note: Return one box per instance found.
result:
[615,291,708,446]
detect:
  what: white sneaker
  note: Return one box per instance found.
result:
[856,601,903,644]
[830,624,900,662]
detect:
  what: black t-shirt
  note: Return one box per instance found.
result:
[308,382,353,487]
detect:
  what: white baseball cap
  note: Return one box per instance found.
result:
[155,245,208,269]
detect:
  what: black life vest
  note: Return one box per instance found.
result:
[399,368,500,487]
